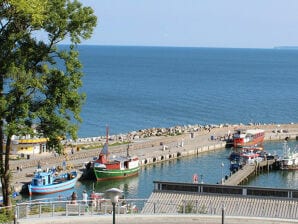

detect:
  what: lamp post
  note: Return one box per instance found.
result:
[106,188,123,224]
[221,202,225,224]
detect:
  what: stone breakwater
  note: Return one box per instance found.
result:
[66,122,297,146]
[10,123,298,192]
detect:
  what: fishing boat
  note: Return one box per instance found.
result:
[279,141,298,170]
[233,128,265,148]
[28,169,79,195]
[93,127,140,181]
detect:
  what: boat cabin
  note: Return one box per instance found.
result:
[31,172,54,187]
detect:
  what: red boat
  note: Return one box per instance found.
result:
[233,129,265,148]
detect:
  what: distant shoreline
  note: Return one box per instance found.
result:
[274,46,298,50]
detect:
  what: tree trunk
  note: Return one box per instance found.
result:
[1,134,12,208]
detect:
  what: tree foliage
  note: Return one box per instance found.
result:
[0,0,97,207]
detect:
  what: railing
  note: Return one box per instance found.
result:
[13,198,145,220]
[153,181,298,199]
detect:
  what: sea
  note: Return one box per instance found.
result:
[22,46,298,202]
[77,46,298,138]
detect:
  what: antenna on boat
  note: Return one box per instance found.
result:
[106,125,109,144]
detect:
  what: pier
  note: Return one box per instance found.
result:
[223,159,276,185]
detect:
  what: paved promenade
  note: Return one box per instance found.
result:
[16,214,298,224]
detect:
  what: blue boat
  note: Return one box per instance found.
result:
[229,159,244,172]
[28,170,79,196]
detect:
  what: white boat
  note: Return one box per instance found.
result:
[241,150,263,165]
[279,141,298,170]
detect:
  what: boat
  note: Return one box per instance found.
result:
[229,146,263,160]
[279,141,298,170]
[92,127,140,181]
[229,151,241,161]
[233,128,265,148]
[230,158,244,172]
[240,150,263,165]
[28,169,79,195]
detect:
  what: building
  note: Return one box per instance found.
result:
[11,136,47,156]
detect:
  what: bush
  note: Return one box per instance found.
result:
[0,209,14,223]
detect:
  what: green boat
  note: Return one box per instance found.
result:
[93,128,140,181]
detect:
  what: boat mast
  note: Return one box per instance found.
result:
[105,125,109,145]
[106,125,109,160]
[127,144,130,157]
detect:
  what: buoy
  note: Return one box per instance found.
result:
[192,173,198,183]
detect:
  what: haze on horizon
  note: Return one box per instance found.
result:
[75,0,298,49]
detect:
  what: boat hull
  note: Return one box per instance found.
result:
[94,167,140,181]
[279,160,298,170]
[280,165,298,170]
[234,136,264,148]
[28,172,79,195]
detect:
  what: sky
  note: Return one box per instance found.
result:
[79,0,298,48]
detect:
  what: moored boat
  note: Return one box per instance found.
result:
[93,127,140,181]
[230,158,244,172]
[240,150,263,165]
[28,169,79,196]
[279,141,298,170]
[233,129,265,148]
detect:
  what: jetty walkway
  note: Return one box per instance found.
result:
[223,159,276,185]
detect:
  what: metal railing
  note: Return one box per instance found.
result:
[13,198,145,219]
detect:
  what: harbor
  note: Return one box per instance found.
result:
[6,125,298,223]
[9,123,298,198]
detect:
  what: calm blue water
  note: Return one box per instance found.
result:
[77,46,298,137]
[23,46,298,201]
